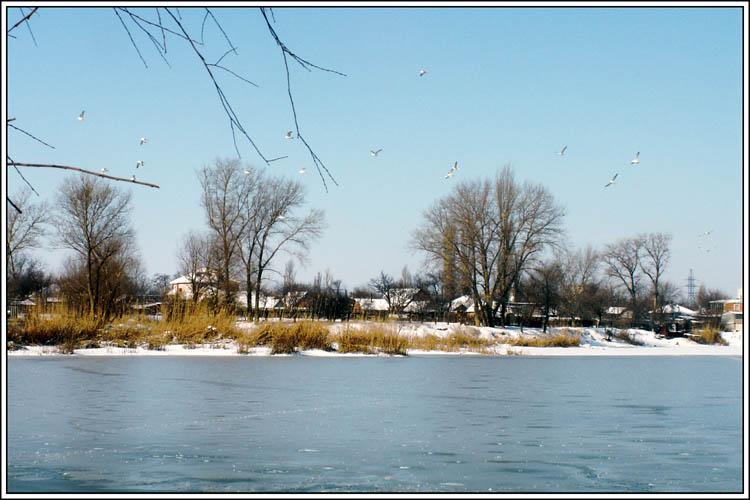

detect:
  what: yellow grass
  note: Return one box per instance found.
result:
[691,327,728,345]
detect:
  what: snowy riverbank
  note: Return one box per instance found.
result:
[6,321,743,357]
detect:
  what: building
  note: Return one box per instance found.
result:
[710,288,744,333]
[168,268,239,300]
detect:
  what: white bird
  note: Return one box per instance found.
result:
[450,161,459,172]
[140,137,148,145]
[244,169,252,174]
[699,229,713,237]
[604,173,618,187]
[419,69,427,77]
[277,215,286,220]
[444,172,454,179]
[371,149,382,157]
[136,160,144,169]
[131,175,136,182]
[101,168,108,173]
[630,152,640,165]
[556,146,567,156]
[299,168,306,174]
[285,131,294,139]
[77,110,85,121]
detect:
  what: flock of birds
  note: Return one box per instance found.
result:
[78,110,148,183]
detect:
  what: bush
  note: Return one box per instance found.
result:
[692,327,728,345]
[512,331,581,347]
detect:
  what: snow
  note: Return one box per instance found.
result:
[7,321,743,357]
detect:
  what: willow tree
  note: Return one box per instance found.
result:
[411,166,566,327]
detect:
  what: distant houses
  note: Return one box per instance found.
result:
[710,288,744,333]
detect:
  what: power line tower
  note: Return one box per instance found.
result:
[686,269,697,304]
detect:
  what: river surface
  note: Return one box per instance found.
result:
[6,355,743,493]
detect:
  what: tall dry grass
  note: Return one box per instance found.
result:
[691,327,728,345]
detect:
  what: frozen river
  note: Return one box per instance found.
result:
[6,355,743,493]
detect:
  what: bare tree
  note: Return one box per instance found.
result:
[411,166,566,327]
[602,236,644,326]
[525,258,565,333]
[243,174,325,320]
[559,245,601,326]
[6,187,49,277]
[639,232,672,317]
[199,158,254,306]
[176,230,217,302]
[53,174,136,316]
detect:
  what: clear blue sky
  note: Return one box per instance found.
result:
[5,4,747,298]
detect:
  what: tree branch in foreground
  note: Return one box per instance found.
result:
[9,162,160,189]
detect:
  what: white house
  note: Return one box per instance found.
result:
[235,291,283,310]
[168,268,238,300]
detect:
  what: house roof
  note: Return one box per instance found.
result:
[652,304,697,316]
[236,291,282,309]
[354,298,390,311]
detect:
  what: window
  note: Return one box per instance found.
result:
[734,304,740,311]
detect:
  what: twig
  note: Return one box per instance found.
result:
[205,9,237,56]
[114,8,148,68]
[120,9,171,68]
[9,162,160,189]
[8,123,56,149]
[7,7,38,34]
[19,7,38,46]
[156,7,167,53]
[206,63,259,87]
[267,156,288,163]
[164,8,269,164]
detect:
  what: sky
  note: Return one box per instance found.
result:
[4,3,747,299]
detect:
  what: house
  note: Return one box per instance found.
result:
[168,268,239,300]
[352,297,390,315]
[710,288,744,333]
[236,291,284,311]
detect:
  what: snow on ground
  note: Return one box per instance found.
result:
[7,321,743,357]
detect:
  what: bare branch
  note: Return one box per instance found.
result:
[205,9,237,56]
[156,7,167,53]
[7,7,38,34]
[8,123,55,149]
[206,63,259,87]
[7,198,22,214]
[9,162,160,189]
[164,8,270,165]
[19,8,38,46]
[116,8,201,44]
[114,7,148,68]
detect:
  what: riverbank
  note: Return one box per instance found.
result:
[6,321,743,357]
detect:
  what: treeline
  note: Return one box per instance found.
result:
[7,163,730,326]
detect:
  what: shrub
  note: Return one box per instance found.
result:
[692,327,728,345]
[512,331,580,347]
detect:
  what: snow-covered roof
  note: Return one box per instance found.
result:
[235,291,282,309]
[651,304,698,316]
[354,298,390,311]
[450,295,475,313]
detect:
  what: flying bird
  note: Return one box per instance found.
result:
[604,173,618,187]
[450,161,459,172]
[244,169,252,174]
[101,168,108,173]
[285,131,294,139]
[299,168,306,174]
[556,146,567,156]
[699,229,713,237]
[136,160,144,169]
[630,152,640,165]
[419,69,427,77]
[77,110,85,121]
[371,149,382,157]
[140,137,148,145]
[444,172,454,179]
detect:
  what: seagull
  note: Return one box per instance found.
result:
[419,69,427,77]
[131,175,136,182]
[630,152,640,165]
[77,110,85,121]
[299,168,306,174]
[244,169,252,174]
[450,161,459,172]
[101,168,108,173]
[556,146,567,156]
[277,215,286,220]
[140,137,148,145]
[699,229,713,237]
[285,131,294,139]
[371,149,382,157]
[444,172,454,179]
[136,160,144,169]
[604,173,618,187]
